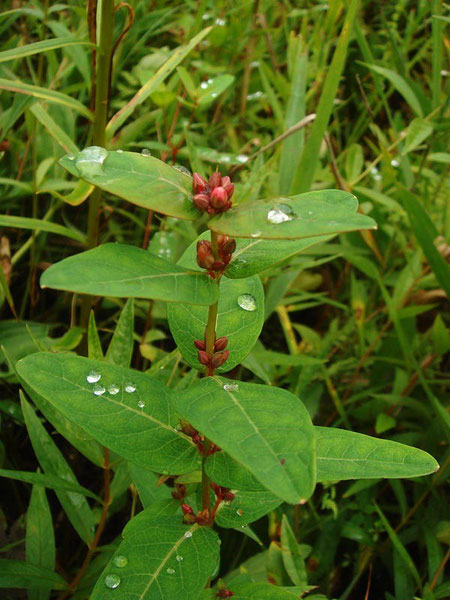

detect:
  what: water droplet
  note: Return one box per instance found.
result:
[390,159,399,167]
[172,164,191,176]
[223,383,239,392]
[113,555,128,568]
[202,13,211,20]
[105,574,121,589]
[67,154,75,160]
[138,399,145,409]
[215,18,226,26]
[247,90,264,101]
[108,384,120,395]
[211,92,218,98]
[166,568,175,575]
[267,203,296,224]
[184,531,193,538]
[141,148,151,156]
[75,146,108,177]
[250,230,261,238]
[87,370,101,384]
[176,555,183,562]
[116,149,123,153]
[236,508,244,516]
[217,539,222,545]
[237,293,257,312]
[200,81,209,90]
[236,154,249,163]
[125,383,136,393]
[93,384,106,396]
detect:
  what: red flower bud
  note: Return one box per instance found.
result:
[210,186,228,210]
[221,238,236,255]
[194,339,206,351]
[222,491,235,501]
[217,590,234,598]
[223,182,234,200]
[193,172,208,194]
[214,336,228,351]
[211,350,229,369]
[193,193,210,212]
[182,504,194,515]
[211,260,226,271]
[196,508,210,526]
[197,240,215,270]
[197,350,211,366]
[209,171,222,189]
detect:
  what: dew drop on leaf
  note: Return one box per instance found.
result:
[184,531,193,538]
[250,230,261,238]
[176,555,183,562]
[93,384,106,396]
[267,203,297,224]
[237,293,257,312]
[108,384,120,395]
[141,148,151,156]
[113,555,128,568]
[223,383,239,392]
[105,574,121,589]
[87,370,101,384]
[116,149,123,153]
[236,508,244,516]
[236,154,249,163]
[125,383,136,393]
[138,399,145,409]
[75,146,108,177]
[166,568,175,574]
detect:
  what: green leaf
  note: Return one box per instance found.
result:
[26,485,55,600]
[20,394,95,545]
[176,377,316,504]
[280,516,308,588]
[59,149,198,220]
[0,560,66,590]
[17,353,199,475]
[0,469,101,501]
[29,103,79,155]
[0,78,92,120]
[226,234,334,279]
[168,235,264,371]
[0,215,85,243]
[401,118,433,154]
[128,463,173,509]
[90,515,220,600]
[41,243,218,305]
[229,582,304,599]
[0,37,92,63]
[106,299,134,367]
[315,426,439,480]
[196,74,235,105]
[215,489,281,528]
[209,191,376,240]
[106,27,211,136]
[88,311,104,361]
[41,179,94,207]
[360,63,424,117]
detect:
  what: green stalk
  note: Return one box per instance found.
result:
[81,0,115,329]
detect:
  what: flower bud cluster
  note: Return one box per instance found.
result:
[181,421,221,455]
[193,172,234,214]
[196,235,236,275]
[194,334,229,372]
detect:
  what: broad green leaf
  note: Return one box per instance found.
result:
[21,394,95,544]
[220,232,334,279]
[128,463,174,509]
[196,74,235,105]
[0,215,85,243]
[0,78,92,120]
[26,485,55,600]
[17,353,199,475]
[0,469,101,501]
[401,118,433,155]
[280,516,307,588]
[206,426,439,490]
[315,427,439,480]
[106,299,134,367]
[41,244,218,305]
[226,583,313,599]
[215,489,281,528]
[0,560,66,590]
[59,149,198,220]
[168,235,264,371]
[176,377,316,504]
[0,37,91,63]
[360,63,424,117]
[91,515,220,600]
[209,190,376,240]
[106,27,211,136]
[30,103,79,155]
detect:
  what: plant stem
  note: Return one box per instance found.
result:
[204,230,220,374]
[201,442,211,514]
[81,0,115,330]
